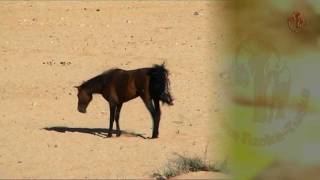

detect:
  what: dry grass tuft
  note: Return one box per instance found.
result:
[152,153,228,180]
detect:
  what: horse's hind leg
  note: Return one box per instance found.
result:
[115,103,123,137]
[107,103,116,137]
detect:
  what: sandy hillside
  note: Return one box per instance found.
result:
[0,1,230,179]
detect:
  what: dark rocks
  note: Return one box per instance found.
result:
[193,11,200,16]
[42,60,71,66]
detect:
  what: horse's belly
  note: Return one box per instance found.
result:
[123,94,139,102]
[123,82,138,102]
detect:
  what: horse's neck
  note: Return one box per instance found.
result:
[84,83,103,95]
[90,85,103,94]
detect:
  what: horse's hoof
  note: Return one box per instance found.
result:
[107,134,112,138]
[151,133,158,139]
[116,133,121,137]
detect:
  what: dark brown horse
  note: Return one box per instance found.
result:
[74,63,173,138]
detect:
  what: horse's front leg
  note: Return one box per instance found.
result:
[115,103,123,137]
[107,103,116,137]
[141,96,158,138]
[153,98,161,138]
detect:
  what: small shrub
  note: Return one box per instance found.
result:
[152,153,228,179]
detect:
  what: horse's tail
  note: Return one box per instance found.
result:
[148,63,174,105]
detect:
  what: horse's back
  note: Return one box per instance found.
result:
[105,68,150,103]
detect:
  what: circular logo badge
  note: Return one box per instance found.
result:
[224,38,309,146]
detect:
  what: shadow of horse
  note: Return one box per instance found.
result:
[43,126,147,139]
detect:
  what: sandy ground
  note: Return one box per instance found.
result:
[0,1,230,179]
[173,171,229,179]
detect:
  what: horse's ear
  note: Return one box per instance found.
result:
[160,61,167,68]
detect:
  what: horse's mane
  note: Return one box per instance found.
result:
[79,68,118,90]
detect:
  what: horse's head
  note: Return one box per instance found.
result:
[160,92,174,106]
[74,86,92,113]
[150,62,174,106]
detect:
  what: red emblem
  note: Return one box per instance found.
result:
[287,11,305,32]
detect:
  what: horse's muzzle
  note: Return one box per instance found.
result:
[160,93,174,105]
[78,106,87,113]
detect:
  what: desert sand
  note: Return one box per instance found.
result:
[173,171,229,179]
[0,1,230,179]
